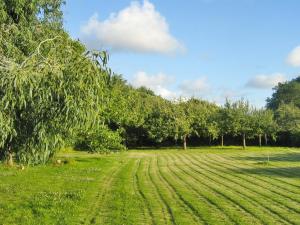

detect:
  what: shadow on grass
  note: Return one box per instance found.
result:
[234,166,300,178]
[234,152,300,162]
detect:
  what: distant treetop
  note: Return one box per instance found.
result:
[266,76,300,110]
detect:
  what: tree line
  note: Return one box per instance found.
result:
[0,1,299,165]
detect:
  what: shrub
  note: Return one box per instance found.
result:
[74,125,125,153]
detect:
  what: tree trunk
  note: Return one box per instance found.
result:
[264,134,268,145]
[209,135,211,146]
[183,135,187,150]
[258,134,262,147]
[243,133,246,149]
[7,146,13,166]
[221,135,224,147]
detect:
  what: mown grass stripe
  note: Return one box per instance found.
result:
[205,154,300,196]
[215,154,300,190]
[181,153,297,225]
[155,155,206,225]
[142,157,171,225]
[156,155,209,225]
[167,154,279,225]
[85,159,129,225]
[165,154,240,225]
[134,158,156,225]
[235,158,300,179]
[201,154,300,207]
[223,151,300,180]
[195,156,300,225]
[171,154,273,225]
[99,159,147,225]
[152,154,206,225]
[148,156,177,225]
[188,154,299,225]
[177,155,290,224]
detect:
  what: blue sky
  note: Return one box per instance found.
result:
[63,0,300,107]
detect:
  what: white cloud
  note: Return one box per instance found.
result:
[154,86,178,99]
[80,0,184,54]
[179,77,210,95]
[132,71,174,87]
[131,72,212,100]
[246,73,286,89]
[287,46,300,67]
[131,71,177,99]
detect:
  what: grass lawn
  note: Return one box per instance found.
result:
[0,147,299,225]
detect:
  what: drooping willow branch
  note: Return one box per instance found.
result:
[20,36,62,69]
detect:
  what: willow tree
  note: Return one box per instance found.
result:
[0,37,109,164]
[0,0,108,164]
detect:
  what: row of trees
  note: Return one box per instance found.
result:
[0,1,299,165]
[89,75,300,151]
[104,93,278,150]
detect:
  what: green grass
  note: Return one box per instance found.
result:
[0,147,299,225]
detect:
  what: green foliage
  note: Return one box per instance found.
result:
[276,103,300,133]
[216,102,231,139]
[0,1,110,164]
[215,100,250,147]
[0,0,64,25]
[183,99,206,138]
[267,76,300,110]
[144,97,175,144]
[276,103,300,145]
[228,100,252,137]
[172,100,191,142]
[189,99,219,140]
[75,125,125,153]
[0,0,65,63]
[171,98,220,148]
[0,37,109,164]
[266,77,300,145]
[252,109,277,140]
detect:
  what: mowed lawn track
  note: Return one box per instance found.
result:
[0,148,299,225]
